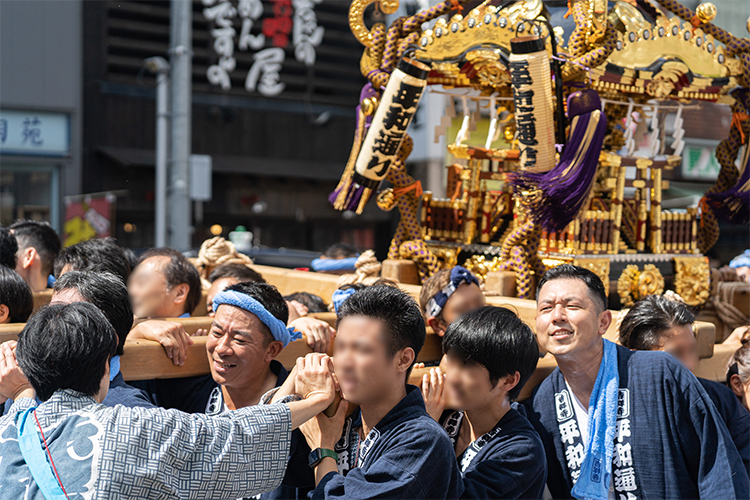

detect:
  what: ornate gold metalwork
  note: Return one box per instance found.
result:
[349,0,393,47]
[673,256,711,306]
[463,255,503,282]
[376,188,397,211]
[617,264,665,307]
[430,62,471,86]
[415,0,550,63]
[695,3,717,24]
[574,258,611,295]
[465,50,512,88]
[361,96,378,116]
[593,17,734,100]
[426,244,461,270]
[638,265,665,298]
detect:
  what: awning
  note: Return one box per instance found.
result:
[97,146,346,182]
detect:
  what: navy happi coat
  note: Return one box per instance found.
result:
[310,385,463,499]
[526,345,749,499]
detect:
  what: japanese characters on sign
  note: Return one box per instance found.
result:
[555,388,640,499]
[0,110,70,157]
[509,59,540,170]
[203,0,324,97]
[353,59,429,188]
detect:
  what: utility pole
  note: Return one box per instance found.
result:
[168,0,193,251]
[144,57,170,248]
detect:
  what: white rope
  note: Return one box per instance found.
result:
[623,98,637,156]
[600,97,702,111]
[455,96,470,146]
[485,96,497,149]
[671,103,685,157]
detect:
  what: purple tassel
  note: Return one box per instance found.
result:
[329,84,379,210]
[347,185,366,211]
[512,89,608,232]
[703,151,750,225]
[702,89,750,225]
[328,187,343,205]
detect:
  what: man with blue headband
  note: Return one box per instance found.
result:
[311,243,359,274]
[419,266,486,338]
[730,249,750,283]
[134,281,318,499]
[418,266,486,430]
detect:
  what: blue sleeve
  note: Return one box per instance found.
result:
[675,367,750,497]
[460,439,547,499]
[103,385,156,409]
[700,379,750,475]
[310,431,462,499]
[130,375,215,412]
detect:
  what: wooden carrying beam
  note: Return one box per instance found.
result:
[8,295,720,387]
[33,289,53,310]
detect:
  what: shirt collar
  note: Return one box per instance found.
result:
[366,385,426,432]
[109,355,121,381]
[207,360,288,415]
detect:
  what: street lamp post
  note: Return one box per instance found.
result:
[168,0,193,251]
[144,57,170,248]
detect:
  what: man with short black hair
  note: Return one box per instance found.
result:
[619,294,749,473]
[51,271,153,408]
[281,284,463,499]
[135,281,319,499]
[54,237,131,283]
[126,248,202,365]
[206,262,266,316]
[422,306,546,499]
[526,264,749,499]
[0,266,33,324]
[0,225,18,269]
[10,219,61,292]
[129,247,201,318]
[0,302,338,499]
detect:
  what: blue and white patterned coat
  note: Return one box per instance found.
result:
[0,389,292,499]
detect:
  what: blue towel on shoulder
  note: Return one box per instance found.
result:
[571,339,619,500]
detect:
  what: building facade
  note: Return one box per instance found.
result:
[80,0,394,253]
[0,0,84,233]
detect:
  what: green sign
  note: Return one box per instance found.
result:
[681,145,721,180]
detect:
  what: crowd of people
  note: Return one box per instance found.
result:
[0,219,748,499]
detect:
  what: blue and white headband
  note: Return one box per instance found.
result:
[212,290,302,347]
[729,249,750,269]
[332,287,358,313]
[426,266,480,318]
[311,256,359,272]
